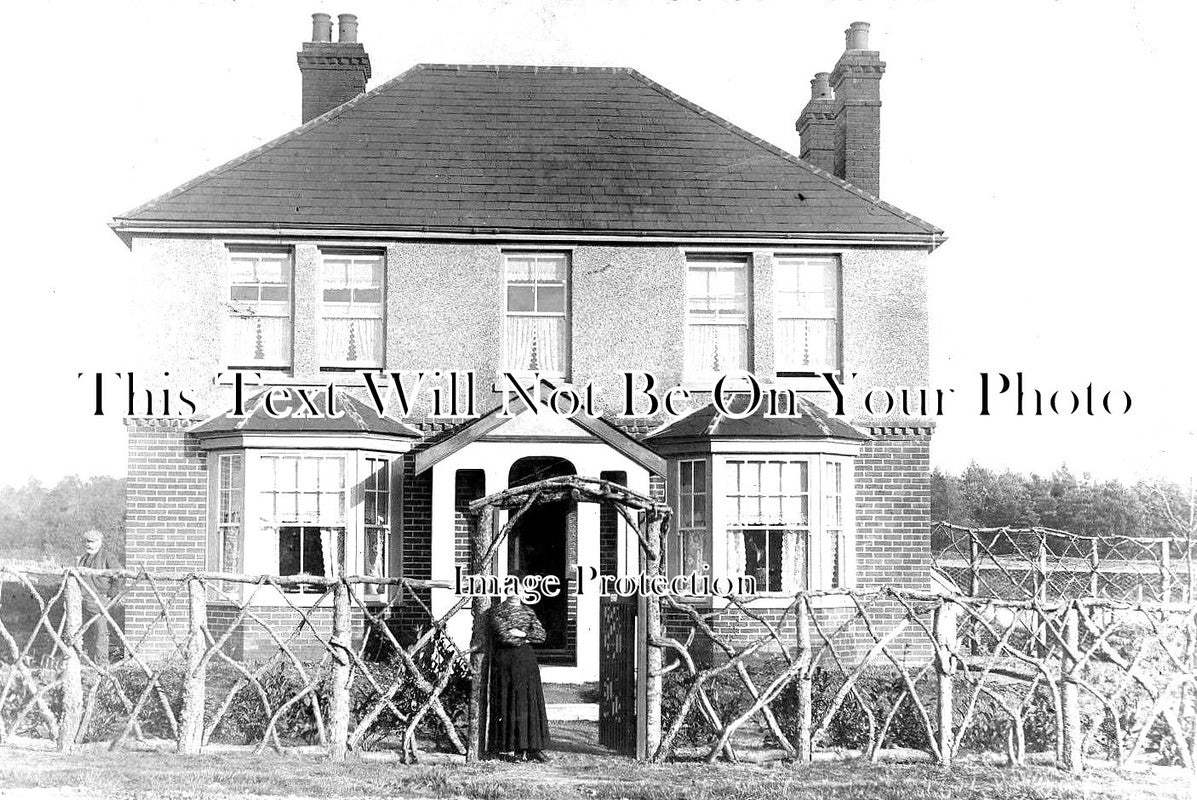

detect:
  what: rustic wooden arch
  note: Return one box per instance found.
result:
[465,475,671,761]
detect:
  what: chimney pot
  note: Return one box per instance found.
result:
[338,13,358,43]
[845,21,870,51]
[298,12,371,123]
[811,72,832,100]
[311,13,332,43]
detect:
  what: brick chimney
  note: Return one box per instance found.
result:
[297,13,372,123]
[828,21,885,197]
[796,72,836,174]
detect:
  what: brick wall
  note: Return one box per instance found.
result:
[454,470,486,569]
[124,419,208,657]
[391,453,434,644]
[209,602,374,662]
[855,426,932,592]
[598,470,627,577]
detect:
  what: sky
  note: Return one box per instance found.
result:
[0,0,1194,488]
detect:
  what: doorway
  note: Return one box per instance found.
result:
[507,456,576,666]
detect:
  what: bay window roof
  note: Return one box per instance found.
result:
[646,394,868,444]
[190,389,420,438]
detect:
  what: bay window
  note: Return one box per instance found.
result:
[726,460,810,593]
[362,456,390,592]
[685,257,750,383]
[262,455,346,592]
[676,459,709,577]
[775,255,840,376]
[665,452,854,598]
[215,453,243,575]
[504,252,569,378]
[209,450,394,598]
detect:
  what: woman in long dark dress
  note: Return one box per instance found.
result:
[488,592,551,761]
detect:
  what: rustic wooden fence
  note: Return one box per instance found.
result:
[932,522,1195,603]
[0,566,472,762]
[653,589,1197,774]
[3,524,1195,774]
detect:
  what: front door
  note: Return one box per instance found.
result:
[508,498,573,665]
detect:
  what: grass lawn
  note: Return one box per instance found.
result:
[0,744,1191,800]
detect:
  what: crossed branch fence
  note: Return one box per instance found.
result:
[0,566,472,762]
[0,521,1194,774]
[652,589,1196,774]
[932,522,1195,603]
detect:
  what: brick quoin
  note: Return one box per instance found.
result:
[123,419,208,657]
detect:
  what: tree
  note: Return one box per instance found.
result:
[0,475,126,563]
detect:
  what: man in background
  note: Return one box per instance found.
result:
[77,529,124,665]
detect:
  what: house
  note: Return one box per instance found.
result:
[111,14,942,682]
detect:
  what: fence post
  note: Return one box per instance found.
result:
[177,577,208,754]
[795,594,813,762]
[467,508,494,763]
[1088,539,1099,599]
[57,573,84,752]
[328,580,352,761]
[644,513,664,762]
[968,534,981,597]
[933,599,957,767]
[1159,540,1173,602]
[1035,535,1049,656]
[968,534,981,654]
[1060,602,1082,775]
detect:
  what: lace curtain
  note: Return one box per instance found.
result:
[318,527,343,578]
[685,324,747,376]
[321,317,383,365]
[226,315,290,365]
[776,318,836,372]
[505,316,565,374]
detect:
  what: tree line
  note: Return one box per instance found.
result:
[0,476,126,565]
[932,463,1194,541]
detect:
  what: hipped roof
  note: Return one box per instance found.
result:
[115,64,942,243]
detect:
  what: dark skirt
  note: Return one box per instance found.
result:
[487,643,550,753]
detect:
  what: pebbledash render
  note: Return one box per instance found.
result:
[112,14,943,680]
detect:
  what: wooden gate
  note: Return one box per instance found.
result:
[598,595,638,754]
[466,476,669,762]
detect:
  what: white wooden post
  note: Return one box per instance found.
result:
[643,514,664,762]
[934,600,958,767]
[177,577,208,754]
[467,508,495,762]
[328,581,352,761]
[57,573,84,752]
[1060,603,1082,775]
[795,595,813,762]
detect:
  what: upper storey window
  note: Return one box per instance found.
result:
[775,255,840,376]
[685,257,750,383]
[503,253,570,379]
[320,251,385,369]
[224,249,293,370]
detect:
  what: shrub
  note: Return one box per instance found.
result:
[85,663,186,743]
[209,633,471,750]
[0,665,62,738]
[661,659,933,753]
